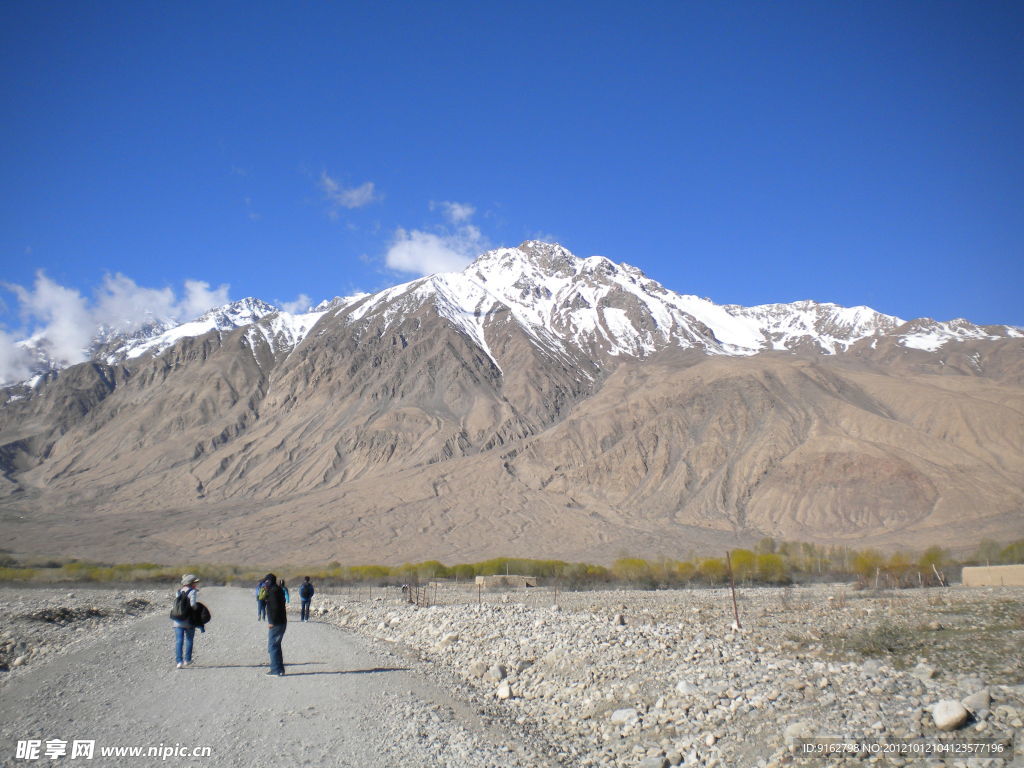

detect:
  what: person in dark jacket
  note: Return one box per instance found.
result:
[263,573,287,676]
[298,576,314,621]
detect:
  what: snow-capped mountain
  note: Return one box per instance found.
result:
[2,242,1022,565]
[5,241,1022,387]
[326,241,1021,369]
[103,297,281,362]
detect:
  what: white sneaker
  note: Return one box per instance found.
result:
[182,660,191,667]
[176,663,183,669]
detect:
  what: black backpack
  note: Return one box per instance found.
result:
[299,582,314,599]
[194,602,211,627]
[169,589,194,621]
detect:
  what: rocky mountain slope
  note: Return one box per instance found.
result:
[1,242,1021,564]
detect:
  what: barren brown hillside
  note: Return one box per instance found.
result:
[1,302,1021,564]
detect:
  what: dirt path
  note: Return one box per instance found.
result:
[0,587,546,767]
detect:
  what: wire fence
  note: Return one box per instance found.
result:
[326,580,566,609]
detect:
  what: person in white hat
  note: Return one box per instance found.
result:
[171,574,200,669]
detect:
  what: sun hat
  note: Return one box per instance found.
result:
[181,574,200,586]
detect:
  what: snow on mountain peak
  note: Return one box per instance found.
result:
[107,297,281,362]
[195,297,278,328]
[5,241,1020,388]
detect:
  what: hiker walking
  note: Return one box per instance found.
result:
[171,574,200,669]
[280,579,290,604]
[262,573,287,676]
[256,576,269,621]
[298,576,315,622]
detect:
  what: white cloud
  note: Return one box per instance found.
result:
[432,201,476,224]
[529,231,562,245]
[12,272,94,366]
[385,221,490,276]
[320,172,380,217]
[179,280,231,320]
[385,200,492,276]
[279,294,312,314]
[94,273,178,332]
[0,272,233,384]
[94,274,228,329]
[0,329,33,385]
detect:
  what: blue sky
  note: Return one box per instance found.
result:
[2,0,1022,357]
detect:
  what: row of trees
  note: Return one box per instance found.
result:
[310,537,1023,589]
[1,538,1021,587]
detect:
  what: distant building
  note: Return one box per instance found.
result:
[475,574,537,588]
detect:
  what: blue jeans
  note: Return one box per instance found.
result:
[300,599,311,621]
[257,599,267,620]
[267,624,286,674]
[174,626,195,664]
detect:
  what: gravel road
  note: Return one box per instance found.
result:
[0,587,549,767]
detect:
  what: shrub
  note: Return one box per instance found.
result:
[1001,539,1024,564]
[755,553,790,584]
[729,549,757,582]
[845,622,920,657]
[698,558,726,585]
[0,567,36,581]
[611,557,653,584]
[852,549,884,584]
[674,560,697,583]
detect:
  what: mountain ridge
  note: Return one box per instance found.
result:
[1,241,1021,564]
[7,241,1021,387]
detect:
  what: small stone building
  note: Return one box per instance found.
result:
[961,564,1024,587]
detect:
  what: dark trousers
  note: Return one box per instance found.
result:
[267,624,286,674]
[300,598,311,621]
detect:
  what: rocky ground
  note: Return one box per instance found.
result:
[0,585,164,675]
[314,583,1024,767]
[0,583,1020,767]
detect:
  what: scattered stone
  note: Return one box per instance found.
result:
[437,632,459,648]
[783,720,814,746]
[930,700,969,731]
[862,659,882,677]
[960,689,991,714]
[483,664,507,683]
[957,675,986,692]
[513,658,533,674]
[610,708,639,726]
[675,680,699,696]
[911,663,937,681]
[300,583,1023,768]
